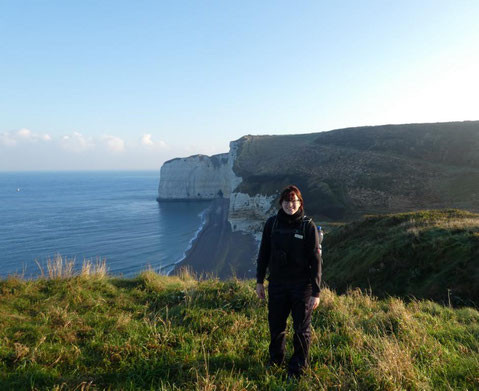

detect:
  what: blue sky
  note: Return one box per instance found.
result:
[1,1,478,170]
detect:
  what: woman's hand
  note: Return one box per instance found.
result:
[309,296,320,310]
[256,283,265,300]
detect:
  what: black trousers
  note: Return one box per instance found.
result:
[268,282,313,372]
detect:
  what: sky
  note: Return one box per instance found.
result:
[1,0,478,171]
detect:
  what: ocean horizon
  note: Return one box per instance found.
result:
[0,170,210,279]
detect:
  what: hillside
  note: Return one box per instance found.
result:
[233,121,479,220]
[323,209,479,307]
[1,269,478,390]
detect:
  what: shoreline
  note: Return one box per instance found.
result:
[173,198,259,279]
[164,207,210,276]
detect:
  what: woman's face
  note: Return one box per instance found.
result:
[282,194,301,215]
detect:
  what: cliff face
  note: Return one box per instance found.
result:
[229,192,276,240]
[158,140,276,237]
[157,153,233,200]
[159,120,479,231]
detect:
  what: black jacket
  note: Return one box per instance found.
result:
[256,209,322,297]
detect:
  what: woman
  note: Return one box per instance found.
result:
[256,185,322,377]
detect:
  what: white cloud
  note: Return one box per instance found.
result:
[102,135,125,153]
[0,129,54,147]
[17,128,32,139]
[1,129,176,169]
[141,133,167,149]
[60,131,94,153]
[141,133,154,146]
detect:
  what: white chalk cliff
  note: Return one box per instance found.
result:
[157,153,231,200]
[158,140,276,237]
[229,192,276,239]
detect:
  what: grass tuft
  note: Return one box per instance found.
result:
[35,255,108,280]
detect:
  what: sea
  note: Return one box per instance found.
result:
[0,171,210,279]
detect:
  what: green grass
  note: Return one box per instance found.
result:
[323,209,479,307]
[1,266,479,390]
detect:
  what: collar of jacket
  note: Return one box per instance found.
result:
[277,208,304,225]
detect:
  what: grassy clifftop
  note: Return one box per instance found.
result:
[323,209,479,307]
[233,121,479,220]
[1,269,478,390]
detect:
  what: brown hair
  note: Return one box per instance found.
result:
[278,185,304,211]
